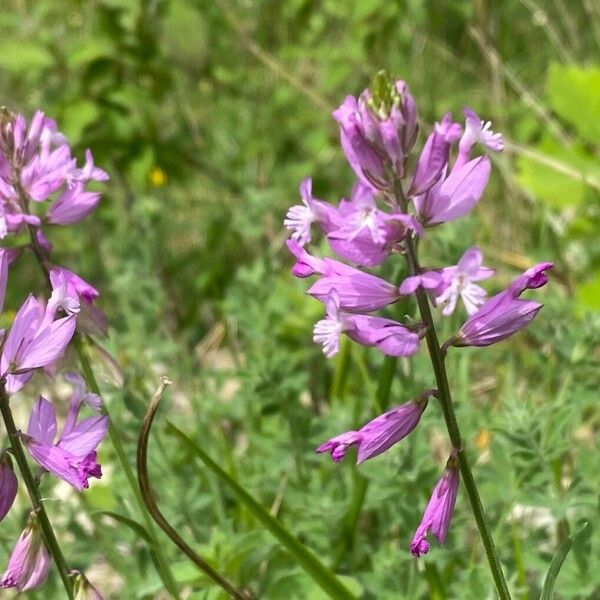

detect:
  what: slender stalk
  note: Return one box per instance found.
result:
[0,384,74,599]
[137,378,253,600]
[394,182,511,600]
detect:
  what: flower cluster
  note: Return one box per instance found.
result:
[285,76,551,556]
[0,109,109,594]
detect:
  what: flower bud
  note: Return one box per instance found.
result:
[0,516,51,591]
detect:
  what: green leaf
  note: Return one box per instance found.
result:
[99,511,155,545]
[547,64,600,145]
[166,422,358,600]
[540,522,590,600]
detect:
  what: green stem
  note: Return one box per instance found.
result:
[73,336,181,599]
[395,182,511,600]
[0,384,74,599]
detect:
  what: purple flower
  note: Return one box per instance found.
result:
[22,386,108,490]
[316,392,432,463]
[333,79,418,190]
[434,246,495,315]
[451,262,553,347]
[283,178,338,246]
[455,107,504,169]
[408,113,461,197]
[308,269,399,313]
[312,292,422,358]
[413,156,491,226]
[0,110,107,235]
[399,271,444,295]
[50,267,99,305]
[411,454,460,557]
[46,183,101,225]
[0,517,51,591]
[0,452,17,522]
[0,295,76,392]
[327,211,422,268]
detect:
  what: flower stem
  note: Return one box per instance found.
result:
[395,182,511,600]
[0,384,74,599]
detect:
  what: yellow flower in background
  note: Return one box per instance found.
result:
[149,167,167,187]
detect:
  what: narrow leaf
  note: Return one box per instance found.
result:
[540,522,589,600]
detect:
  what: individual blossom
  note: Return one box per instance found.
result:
[0,516,51,591]
[333,76,418,190]
[283,178,337,246]
[327,209,423,267]
[0,452,18,522]
[46,183,101,225]
[412,156,491,226]
[72,570,105,600]
[411,453,460,557]
[21,387,108,490]
[0,294,76,393]
[450,262,553,347]
[433,246,495,316]
[454,107,504,170]
[313,292,422,358]
[316,391,433,463]
[50,267,99,305]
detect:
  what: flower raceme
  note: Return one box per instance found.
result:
[288,75,551,561]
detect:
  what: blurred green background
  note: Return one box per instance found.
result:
[0,0,599,598]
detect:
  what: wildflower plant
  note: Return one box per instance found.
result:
[285,73,552,597]
[0,108,112,597]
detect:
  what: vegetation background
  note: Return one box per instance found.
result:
[0,0,599,598]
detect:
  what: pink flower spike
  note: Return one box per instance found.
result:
[0,453,18,522]
[411,454,460,557]
[0,518,51,591]
[317,393,431,464]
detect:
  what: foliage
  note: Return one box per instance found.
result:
[0,0,599,598]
